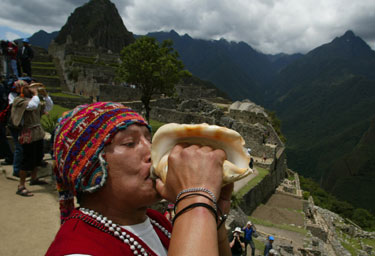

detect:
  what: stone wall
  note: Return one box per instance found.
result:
[50,95,91,109]
[176,85,217,100]
[100,85,142,102]
[239,148,287,214]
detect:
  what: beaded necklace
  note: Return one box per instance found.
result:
[66,208,172,256]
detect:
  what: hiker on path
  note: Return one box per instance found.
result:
[46,102,233,255]
[242,221,257,256]
[11,82,53,196]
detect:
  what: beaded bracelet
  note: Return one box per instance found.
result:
[176,187,217,204]
[175,192,217,212]
[172,202,218,226]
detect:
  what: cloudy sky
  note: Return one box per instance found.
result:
[0,0,374,54]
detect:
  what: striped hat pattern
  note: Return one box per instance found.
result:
[53,102,150,222]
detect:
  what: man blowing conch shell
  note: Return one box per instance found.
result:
[47,103,251,255]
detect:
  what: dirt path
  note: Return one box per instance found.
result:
[234,167,259,193]
[0,160,60,256]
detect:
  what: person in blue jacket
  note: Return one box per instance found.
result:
[242,221,256,256]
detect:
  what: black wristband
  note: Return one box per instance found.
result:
[172,202,218,226]
[174,192,217,213]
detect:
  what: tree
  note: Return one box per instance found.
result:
[117,36,190,122]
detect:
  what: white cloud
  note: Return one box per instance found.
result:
[5,32,22,41]
[0,0,374,54]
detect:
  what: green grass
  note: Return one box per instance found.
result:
[41,104,70,133]
[253,239,265,253]
[248,216,308,235]
[149,119,165,134]
[32,66,56,70]
[236,167,269,197]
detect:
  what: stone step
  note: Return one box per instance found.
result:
[32,55,52,63]
[32,75,60,87]
[45,87,61,93]
[32,66,58,76]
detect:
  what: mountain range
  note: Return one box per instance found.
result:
[27,26,375,212]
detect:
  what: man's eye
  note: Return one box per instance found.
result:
[122,142,135,147]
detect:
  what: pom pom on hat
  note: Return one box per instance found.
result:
[53,102,150,223]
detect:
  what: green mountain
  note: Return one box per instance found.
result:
[29,30,59,50]
[146,30,302,104]
[322,118,375,212]
[266,31,375,211]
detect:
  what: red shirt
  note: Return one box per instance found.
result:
[46,208,172,256]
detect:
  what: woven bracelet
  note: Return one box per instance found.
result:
[174,192,217,213]
[217,214,228,230]
[176,187,217,204]
[172,202,218,226]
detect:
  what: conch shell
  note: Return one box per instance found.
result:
[151,123,253,185]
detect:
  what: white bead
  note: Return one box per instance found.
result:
[109,227,114,232]
[116,227,121,231]
[130,245,135,250]
[140,248,145,253]
[105,223,109,227]
[137,244,141,249]
[97,216,102,221]
[119,235,124,240]
[130,237,134,242]
[126,234,130,238]
[93,214,97,218]
[134,250,138,255]
[124,239,129,244]
[101,220,106,224]
[114,231,119,236]
[134,241,138,246]
[108,220,112,224]
[122,232,126,236]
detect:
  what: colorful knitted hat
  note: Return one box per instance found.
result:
[53,102,150,222]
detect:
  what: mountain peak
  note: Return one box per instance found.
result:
[343,30,355,38]
[54,0,134,52]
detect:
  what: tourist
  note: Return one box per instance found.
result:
[268,248,278,256]
[46,102,233,255]
[7,41,18,78]
[8,79,29,176]
[230,227,245,256]
[19,38,33,77]
[11,82,53,196]
[264,235,275,256]
[243,220,257,256]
